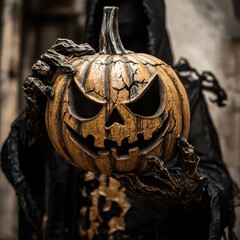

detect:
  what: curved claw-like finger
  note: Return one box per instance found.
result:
[23,60,53,98]
[112,173,163,198]
[30,60,52,77]
[147,156,178,189]
[40,49,75,74]
[183,158,204,180]
[177,135,195,158]
[112,172,178,201]
[77,43,96,56]
[52,38,95,56]
[112,173,146,196]
[177,135,203,180]
[24,77,54,99]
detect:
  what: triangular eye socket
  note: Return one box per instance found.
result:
[68,79,104,119]
[125,75,165,117]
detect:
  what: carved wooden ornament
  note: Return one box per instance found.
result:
[45,7,190,174]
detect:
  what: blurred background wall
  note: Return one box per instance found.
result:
[0,0,239,239]
[0,1,23,238]
[167,0,240,237]
[0,1,87,238]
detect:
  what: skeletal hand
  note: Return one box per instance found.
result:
[112,136,207,205]
[22,38,95,130]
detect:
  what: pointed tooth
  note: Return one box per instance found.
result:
[111,147,118,158]
[111,147,129,160]
[143,131,153,140]
[116,139,122,147]
[94,137,105,148]
[128,146,139,159]
[129,135,138,143]
[97,150,110,156]
[81,130,88,139]
[129,146,139,152]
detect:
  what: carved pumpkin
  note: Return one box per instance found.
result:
[45,7,190,175]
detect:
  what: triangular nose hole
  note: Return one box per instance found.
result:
[105,108,124,127]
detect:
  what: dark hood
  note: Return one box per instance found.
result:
[85,0,173,65]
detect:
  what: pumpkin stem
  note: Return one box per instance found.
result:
[99,6,132,55]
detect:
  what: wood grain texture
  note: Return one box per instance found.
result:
[45,7,190,174]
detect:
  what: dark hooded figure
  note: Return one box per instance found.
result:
[83,1,238,240]
[1,0,239,240]
[86,0,173,65]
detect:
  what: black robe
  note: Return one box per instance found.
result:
[1,0,238,239]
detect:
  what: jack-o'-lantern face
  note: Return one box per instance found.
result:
[45,7,190,174]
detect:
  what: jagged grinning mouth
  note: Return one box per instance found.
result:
[66,113,171,159]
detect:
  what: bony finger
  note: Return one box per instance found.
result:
[44,86,54,99]
[177,135,195,159]
[147,157,179,189]
[52,38,77,55]
[111,173,135,185]
[30,60,52,77]
[78,43,96,55]
[184,158,203,180]
[111,172,125,180]
[147,158,172,180]
[40,49,75,75]
[115,174,150,197]
[111,173,140,194]
[54,38,74,46]
[147,156,165,172]
[177,135,190,149]
[24,77,54,99]
[52,39,95,56]
[65,43,95,57]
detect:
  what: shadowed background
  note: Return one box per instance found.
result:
[0,0,239,239]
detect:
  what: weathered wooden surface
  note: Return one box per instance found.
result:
[167,0,240,237]
[46,7,190,174]
[0,0,22,239]
[0,1,87,239]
